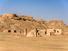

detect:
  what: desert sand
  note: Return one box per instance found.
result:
[0,33,68,51]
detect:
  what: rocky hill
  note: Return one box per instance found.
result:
[0,14,47,32]
[0,13,68,37]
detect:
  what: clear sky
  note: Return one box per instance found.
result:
[0,0,68,24]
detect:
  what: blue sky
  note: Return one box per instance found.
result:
[0,0,68,24]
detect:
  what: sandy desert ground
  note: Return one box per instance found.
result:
[0,33,68,51]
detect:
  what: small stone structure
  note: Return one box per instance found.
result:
[46,29,54,36]
[54,29,62,35]
[47,29,62,36]
[37,29,47,37]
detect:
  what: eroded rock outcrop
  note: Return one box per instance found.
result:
[0,13,67,37]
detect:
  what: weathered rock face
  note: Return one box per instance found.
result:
[0,13,67,37]
[26,29,37,37]
[0,13,17,23]
[47,20,64,29]
[2,13,17,18]
[0,13,47,33]
[21,16,33,21]
[62,26,68,35]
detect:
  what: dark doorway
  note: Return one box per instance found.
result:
[45,31,47,34]
[14,30,17,33]
[8,30,11,32]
